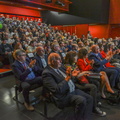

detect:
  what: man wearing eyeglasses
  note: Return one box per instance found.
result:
[42,53,93,120]
[12,49,43,111]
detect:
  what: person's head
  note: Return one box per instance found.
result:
[51,43,60,52]
[98,43,104,51]
[89,41,94,47]
[78,41,84,48]
[13,49,26,62]
[82,34,85,38]
[2,39,7,44]
[59,42,65,47]
[29,40,36,47]
[72,44,78,51]
[84,40,89,46]
[68,40,73,45]
[14,42,22,50]
[107,42,115,50]
[102,39,107,45]
[88,31,90,34]
[91,45,100,53]
[45,41,50,46]
[36,42,42,47]
[36,47,45,56]
[78,48,88,59]
[48,53,62,69]
[65,51,77,65]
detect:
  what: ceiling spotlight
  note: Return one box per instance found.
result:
[45,0,52,3]
[55,0,65,6]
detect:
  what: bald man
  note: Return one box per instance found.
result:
[42,53,93,120]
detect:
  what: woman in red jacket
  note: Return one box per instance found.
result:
[77,48,114,98]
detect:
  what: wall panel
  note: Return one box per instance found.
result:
[0,5,41,17]
[89,25,109,38]
[109,25,120,38]
[76,24,89,38]
[109,0,120,24]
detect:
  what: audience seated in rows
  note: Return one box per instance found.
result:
[1,15,120,119]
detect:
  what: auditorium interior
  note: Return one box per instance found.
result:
[0,0,120,120]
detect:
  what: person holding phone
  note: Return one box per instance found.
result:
[12,49,43,111]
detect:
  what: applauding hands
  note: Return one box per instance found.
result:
[29,59,36,68]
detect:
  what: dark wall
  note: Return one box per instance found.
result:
[69,0,110,23]
[41,0,110,25]
[41,10,99,25]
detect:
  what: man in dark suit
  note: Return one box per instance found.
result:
[88,45,120,89]
[49,43,65,62]
[12,49,43,111]
[34,47,47,76]
[42,53,93,120]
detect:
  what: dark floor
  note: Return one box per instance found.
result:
[0,74,120,120]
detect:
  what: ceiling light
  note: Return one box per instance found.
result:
[45,0,52,3]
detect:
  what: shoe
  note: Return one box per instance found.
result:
[97,102,102,107]
[101,96,106,99]
[24,102,35,111]
[93,107,106,117]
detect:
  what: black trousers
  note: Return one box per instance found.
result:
[57,89,93,120]
[21,76,43,104]
[76,83,98,109]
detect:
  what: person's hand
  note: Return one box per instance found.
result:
[91,59,94,64]
[72,69,80,77]
[105,56,111,61]
[107,51,113,56]
[65,76,71,81]
[82,71,91,76]
[65,48,68,52]
[117,49,120,53]
[65,66,72,81]
[90,59,94,65]
[106,54,112,61]
[66,66,71,74]
[29,59,36,68]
